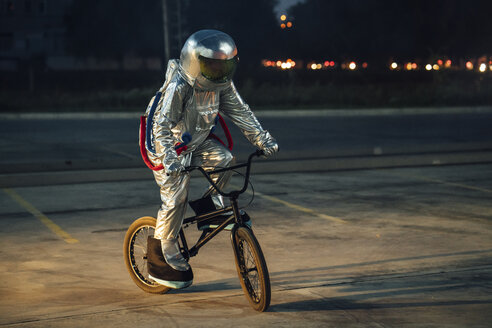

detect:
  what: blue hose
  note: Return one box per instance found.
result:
[146,91,162,154]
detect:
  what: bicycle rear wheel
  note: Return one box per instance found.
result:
[233,227,271,312]
[123,216,170,294]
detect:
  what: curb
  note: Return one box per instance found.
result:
[1,106,492,120]
[1,150,491,188]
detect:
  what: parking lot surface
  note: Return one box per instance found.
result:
[0,163,491,327]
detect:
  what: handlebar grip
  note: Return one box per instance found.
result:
[167,166,192,176]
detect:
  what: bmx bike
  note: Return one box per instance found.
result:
[123,150,271,312]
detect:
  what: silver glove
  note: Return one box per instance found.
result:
[262,141,279,157]
[166,160,185,176]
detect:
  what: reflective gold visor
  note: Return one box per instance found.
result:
[199,55,238,83]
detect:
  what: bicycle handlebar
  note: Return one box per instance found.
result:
[183,149,264,198]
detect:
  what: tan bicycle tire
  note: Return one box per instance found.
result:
[233,227,271,312]
[123,216,170,294]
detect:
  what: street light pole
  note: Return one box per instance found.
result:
[161,0,170,67]
[176,0,182,50]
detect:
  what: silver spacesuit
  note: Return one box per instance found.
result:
[145,30,278,271]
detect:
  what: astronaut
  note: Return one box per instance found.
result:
[145,30,278,289]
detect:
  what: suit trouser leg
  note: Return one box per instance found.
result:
[153,139,233,240]
[191,139,234,208]
[153,166,191,241]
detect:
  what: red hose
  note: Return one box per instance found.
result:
[209,114,233,150]
[219,114,233,151]
[139,116,163,171]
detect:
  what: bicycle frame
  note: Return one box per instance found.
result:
[178,150,263,260]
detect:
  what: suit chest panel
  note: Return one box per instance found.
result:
[187,90,219,127]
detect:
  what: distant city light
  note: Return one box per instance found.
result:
[280,14,287,21]
[308,62,324,70]
[262,56,490,72]
[263,59,296,69]
[285,58,295,68]
[404,62,418,71]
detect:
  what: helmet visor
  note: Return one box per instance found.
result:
[199,55,238,83]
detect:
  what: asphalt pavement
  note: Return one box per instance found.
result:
[0,164,490,327]
[1,106,492,186]
[0,107,491,327]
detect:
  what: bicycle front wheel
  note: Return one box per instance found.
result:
[123,216,170,294]
[233,227,271,312]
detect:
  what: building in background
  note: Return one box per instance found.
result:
[0,0,163,71]
[0,0,73,70]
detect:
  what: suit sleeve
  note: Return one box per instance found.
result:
[219,82,276,150]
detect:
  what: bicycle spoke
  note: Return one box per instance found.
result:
[130,225,156,286]
[237,239,262,302]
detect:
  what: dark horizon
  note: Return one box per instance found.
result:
[1,0,491,110]
[2,0,491,68]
